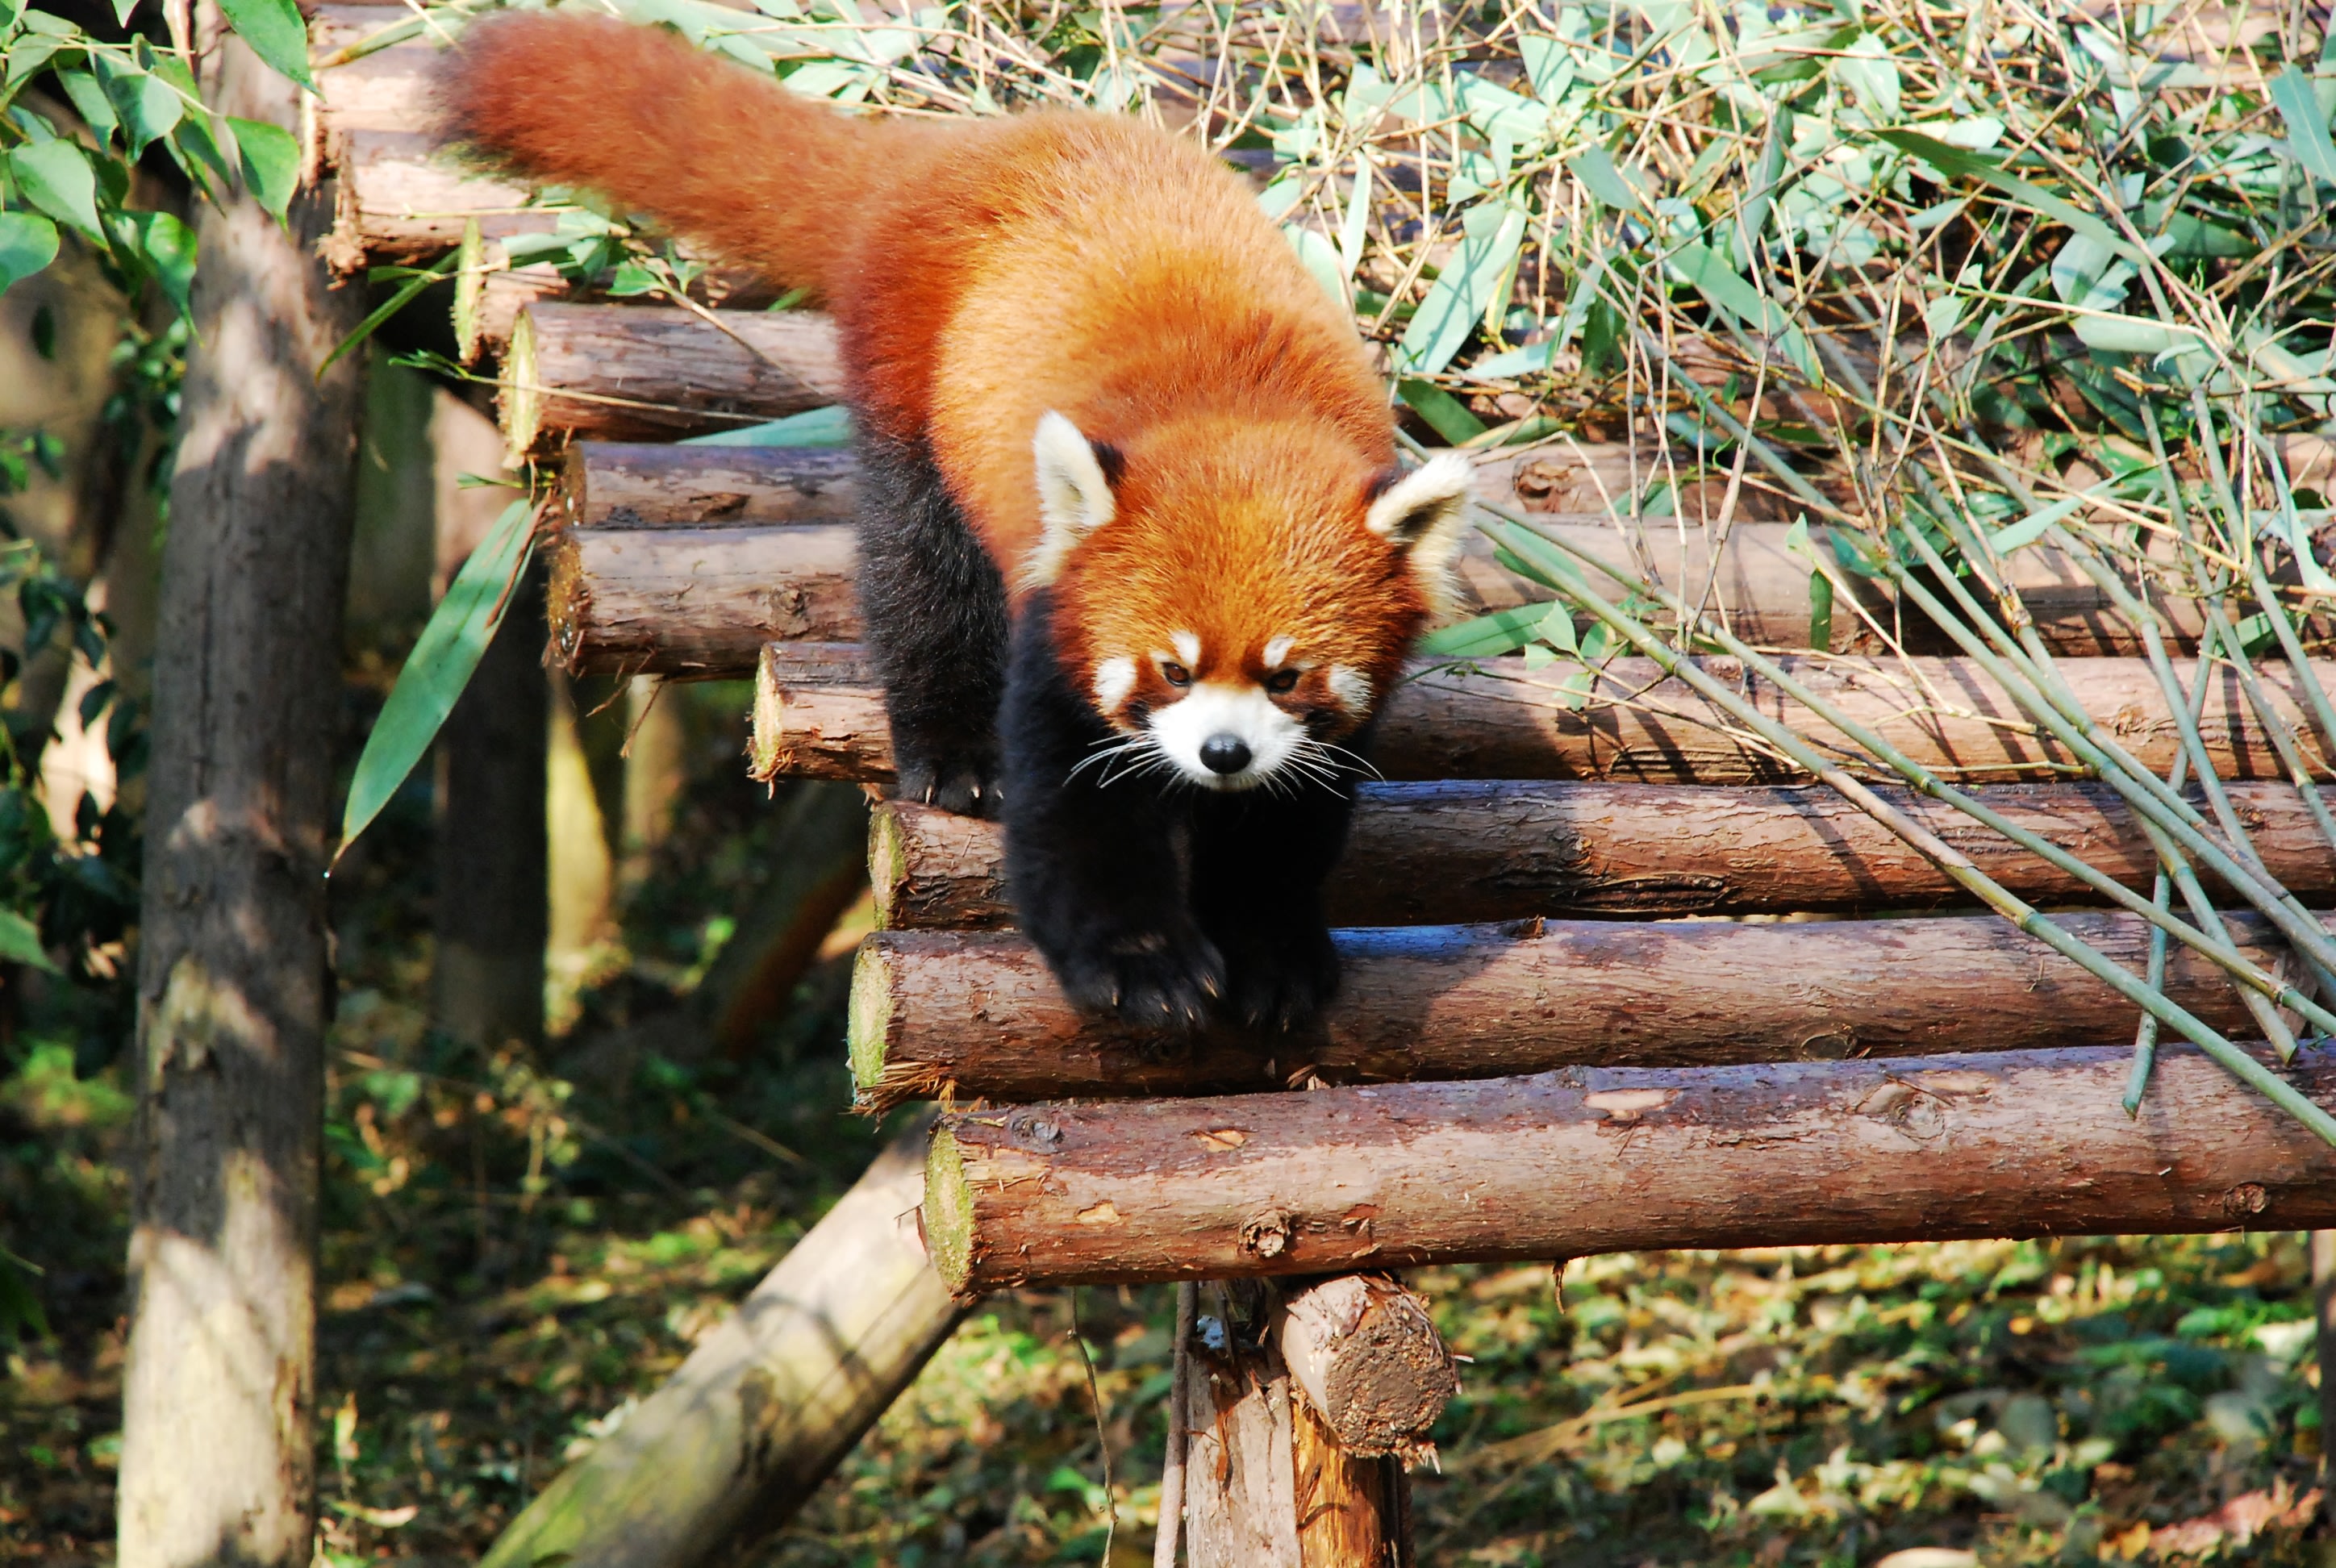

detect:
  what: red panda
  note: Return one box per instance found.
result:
[439,13,1475,1028]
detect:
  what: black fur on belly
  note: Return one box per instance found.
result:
[999,590,1358,1034]
[853,428,1011,815]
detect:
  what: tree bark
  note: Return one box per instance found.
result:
[920,1042,2336,1291]
[868,780,2336,931]
[476,1113,967,1568]
[849,910,2296,1108]
[757,645,2334,787]
[501,302,846,456]
[119,31,366,1568]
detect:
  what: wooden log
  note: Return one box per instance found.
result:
[544,447,2189,674]
[869,779,2336,930]
[920,1041,2336,1290]
[549,526,859,675]
[1175,1279,1422,1566]
[849,910,2299,1108]
[1274,1274,1457,1457]
[554,442,860,530]
[754,645,2336,786]
[475,1113,967,1568]
[323,127,545,273]
[503,303,847,456]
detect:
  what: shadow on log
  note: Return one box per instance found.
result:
[850,910,2299,1107]
[868,781,2336,930]
[477,1114,964,1568]
[921,1042,2336,1291]
[757,645,2336,787]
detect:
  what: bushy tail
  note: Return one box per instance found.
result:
[436,11,911,298]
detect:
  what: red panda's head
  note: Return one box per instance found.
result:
[1023,411,1474,793]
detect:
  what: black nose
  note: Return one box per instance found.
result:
[1199,734,1252,774]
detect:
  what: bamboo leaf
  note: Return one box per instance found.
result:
[1988,494,2084,553]
[318,251,456,377]
[335,501,537,867]
[681,404,853,447]
[1420,601,1567,657]
[1396,380,1488,444]
[1398,202,1528,375]
[1871,128,2135,261]
[2271,65,2336,186]
[217,0,314,87]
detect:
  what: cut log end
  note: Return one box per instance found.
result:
[922,1123,978,1298]
[1275,1275,1458,1457]
[501,307,541,467]
[847,939,929,1107]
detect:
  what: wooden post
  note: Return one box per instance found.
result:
[1167,1276,1447,1566]
[117,29,367,1568]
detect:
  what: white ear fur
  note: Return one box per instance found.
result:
[1366,452,1475,619]
[1023,411,1118,588]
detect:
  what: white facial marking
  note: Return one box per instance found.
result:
[1170,630,1202,666]
[1262,636,1295,668]
[1092,656,1137,711]
[1149,681,1308,790]
[1327,665,1373,714]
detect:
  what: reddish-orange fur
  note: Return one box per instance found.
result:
[440,14,1433,713]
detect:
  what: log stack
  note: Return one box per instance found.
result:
[333,23,2336,1549]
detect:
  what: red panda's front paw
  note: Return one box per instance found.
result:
[1219,925,1341,1032]
[894,756,1002,818]
[1057,927,1227,1032]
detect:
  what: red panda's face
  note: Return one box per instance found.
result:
[1027,413,1475,793]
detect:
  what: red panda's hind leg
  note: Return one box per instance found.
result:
[855,434,1011,816]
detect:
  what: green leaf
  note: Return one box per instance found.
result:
[1395,379,1488,444]
[57,70,122,146]
[317,249,454,376]
[0,212,60,292]
[1420,601,1567,658]
[1398,202,1528,376]
[1871,128,2136,262]
[7,141,103,242]
[336,501,537,866]
[169,105,239,201]
[680,404,853,448]
[102,60,183,155]
[0,908,57,973]
[217,0,313,88]
[131,209,196,315]
[1988,494,2083,553]
[2271,65,2336,186]
[227,117,298,219]
[1566,146,1646,215]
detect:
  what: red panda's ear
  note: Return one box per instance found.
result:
[1366,452,1475,619]
[1024,411,1123,588]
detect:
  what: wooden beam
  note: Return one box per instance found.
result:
[869,779,2336,930]
[849,909,2296,1108]
[548,525,859,675]
[920,1041,2336,1291]
[553,442,860,530]
[756,645,2334,786]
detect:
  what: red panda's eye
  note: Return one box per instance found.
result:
[1161,662,1191,687]
[1266,669,1299,694]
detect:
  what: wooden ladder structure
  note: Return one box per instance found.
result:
[310,9,2336,1558]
